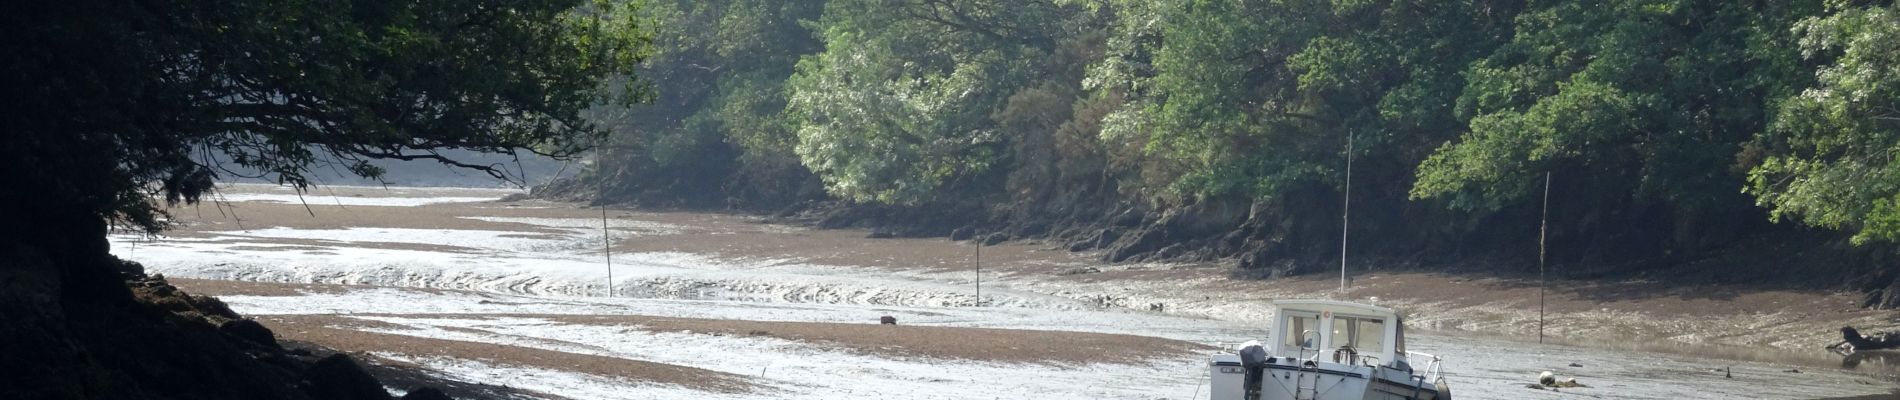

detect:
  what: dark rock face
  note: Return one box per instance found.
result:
[866,229,897,239]
[219,319,279,348]
[981,233,1009,246]
[304,354,393,400]
[400,387,454,400]
[1111,208,1143,227]
[1106,226,1170,262]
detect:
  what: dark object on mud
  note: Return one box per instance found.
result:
[219,318,279,348]
[1832,326,1900,353]
[401,387,455,400]
[1568,362,1583,368]
[305,354,394,400]
[879,316,897,325]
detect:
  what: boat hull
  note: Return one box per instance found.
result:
[1211,355,1443,400]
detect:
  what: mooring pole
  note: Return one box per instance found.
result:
[1341,132,1352,290]
[1538,171,1551,343]
[598,147,615,298]
[975,227,982,307]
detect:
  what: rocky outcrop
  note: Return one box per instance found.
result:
[400,387,454,400]
[305,354,393,400]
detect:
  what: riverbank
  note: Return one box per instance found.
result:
[109,183,1900,398]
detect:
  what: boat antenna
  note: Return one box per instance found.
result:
[1340,131,1352,290]
[1538,171,1551,343]
[599,145,615,298]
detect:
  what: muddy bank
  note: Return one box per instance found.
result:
[136,185,1900,353]
[112,184,1900,398]
[639,183,1900,311]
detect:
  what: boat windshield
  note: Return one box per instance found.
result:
[1281,312,1319,354]
[1331,316,1386,354]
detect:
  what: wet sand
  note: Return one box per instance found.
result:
[263,314,758,393]
[177,279,1205,365]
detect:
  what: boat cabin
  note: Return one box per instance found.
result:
[1267,299,1402,365]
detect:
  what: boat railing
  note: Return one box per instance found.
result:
[1404,351,1444,382]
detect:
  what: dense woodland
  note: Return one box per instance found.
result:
[558,0,1900,294]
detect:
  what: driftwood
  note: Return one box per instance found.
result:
[1829,326,1900,354]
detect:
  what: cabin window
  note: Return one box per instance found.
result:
[1281,313,1319,351]
[1331,317,1386,353]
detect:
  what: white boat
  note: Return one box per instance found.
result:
[1209,300,1450,400]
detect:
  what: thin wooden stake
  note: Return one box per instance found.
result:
[1341,132,1353,290]
[975,227,982,307]
[599,147,614,298]
[1539,171,1551,343]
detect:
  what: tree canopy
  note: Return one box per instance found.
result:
[582,0,1900,264]
[2,0,649,234]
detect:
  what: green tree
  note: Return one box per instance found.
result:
[2,0,649,298]
[787,0,1082,204]
[1410,0,1819,248]
[583,0,823,207]
[1749,3,1900,244]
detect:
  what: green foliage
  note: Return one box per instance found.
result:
[4,0,649,233]
[1412,0,1819,229]
[585,0,1900,253]
[786,0,1080,204]
[1749,3,1900,243]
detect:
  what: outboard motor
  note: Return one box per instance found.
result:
[1238,341,1270,400]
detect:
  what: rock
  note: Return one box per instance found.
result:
[1568,363,1583,368]
[303,354,392,400]
[1785,368,1801,373]
[1104,227,1168,262]
[1153,243,1186,259]
[950,226,976,241]
[1093,228,1122,249]
[1111,208,1143,227]
[1524,384,1546,390]
[113,258,145,278]
[219,319,278,348]
[1067,239,1094,252]
[400,387,454,400]
[866,229,896,239]
[1070,228,1121,252]
[879,316,897,325]
[981,233,1009,246]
